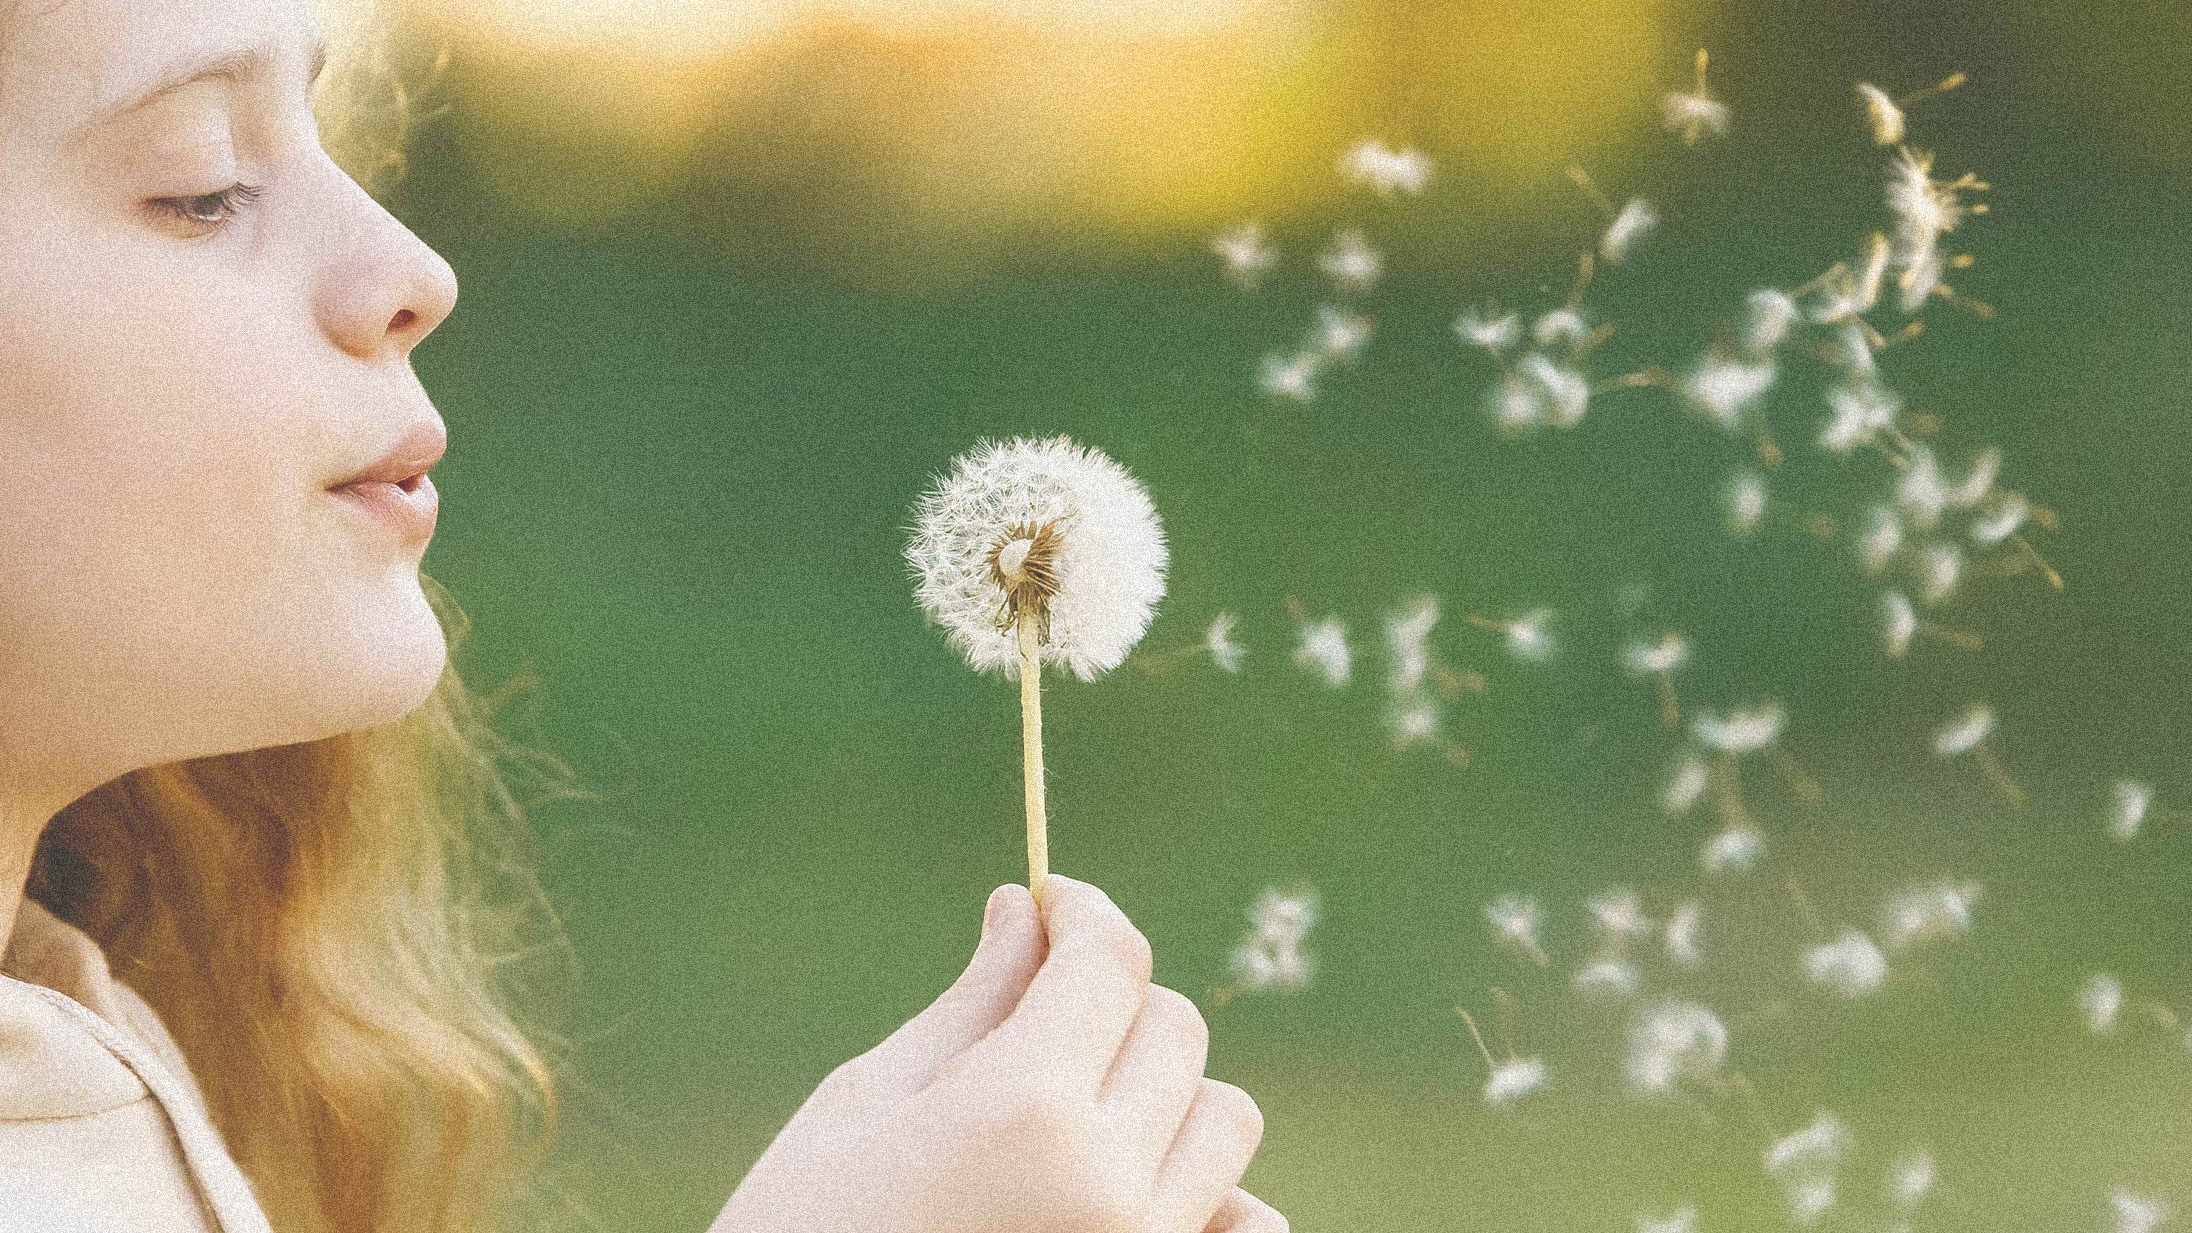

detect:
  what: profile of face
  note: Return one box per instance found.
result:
[0,0,460,806]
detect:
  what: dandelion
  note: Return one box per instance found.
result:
[1741,287,1801,354]
[1664,902,1705,968]
[2111,1189,2170,1233]
[1205,611,1247,674]
[1210,222,1277,290]
[1338,138,1434,197]
[1888,1147,1937,1207]
[1933,701,2023,806]
[1725,470,1767,537]
[1310,303,1375,363]
[1292,614,1351,688]
[1454,304,1521,353]
[1317,227,1382,296]
[2109,779,2152,842]
[1486,893,1551,967]
[1803,928,1889,998]
[1599,198,1660,265]
[1259,349,1321,402]
[1703,825,1765,873]
[1625,1001,1729,1095]
[2083,973,2124,1035]
[906,436,1169,908]
[1661,48,1730,145]
[1880,880,1981,951]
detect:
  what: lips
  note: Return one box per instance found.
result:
[328,420,447,491]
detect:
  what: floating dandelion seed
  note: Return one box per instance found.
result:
[1467,608,1556,661]
[1742,287,1801,354]
[1292,614,1352,688]
[1486,893,1551,967]
[1725,470,1768,537]
[1457,1004,1549,1107]
[1971,492,2031,545]
[1803,929,1889,999]
[1859,506,1905,573]
[1626,632,1690,729]
[1573,959,1643,999]
[1821,380,1904,454]
[1693,702,1785,754]
[1212,882,1319,1006]
[1917,542,1963,606]
[1455,304,1521,353]
[905,435,1169,908]
[1338,138,1434,197]
[2111,1189,2170,1233]
[1637,1207,1697,1233]
[1880,880,1981,951]
[1210,222,1277,290]
[1259,349,1321,402]
[1889,1147,1937,1207]
[1681,355,1778,431]
[1317,227,1382,296]
[2082,973,2124,1035]
[1703,825,1765,874]
[1661,48,1730,145]
[1599,198,1660,265]
[1625,1001,1729,1096]
[1385,594,1440,693]
[1532,306,1593,351]
[1786,1179,1836,1226]
[2109,780,2153,841]
[1205,611,1246,674]
[1664,754,1710,814]
[1515,353,1590,428]
[1766,1111,1852,1180]
[1588,887,1654,944]
[1664,902,1705,969]
[1881,591,1919,657]
[1898,445,1951,529]
[1933,702,2023,805]
[1857,83,1905,145]
[1309,303,1375,364]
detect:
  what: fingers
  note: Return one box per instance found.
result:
[1097,983,1209,1179]
[1146,1078,1265,1233]
[963,873,1152,1097]
[1201,1187,1288,1233]
[850,882,1046,1095]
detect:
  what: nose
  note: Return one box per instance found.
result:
[314,167,461,361]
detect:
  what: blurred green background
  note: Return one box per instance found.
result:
[369,0,2190,1227]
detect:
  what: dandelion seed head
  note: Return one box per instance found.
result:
[1918,542,1963,606]
[1787,1178,1836,1226]
[1881,880,1981,951]
[1821,380,1903,454]
[1260,349,1321,402]
[1625,632,1690,676]
[1483,1057,1549,1106]
[1825,320,1879,379]
[1487,373,1546,433]
[1765,1111,1852,1178]
[1664,902,1705,969]
[1860,506,1905,574]
[1971,492,2030,546]
[1311,303,1375,363]
[1485,893,1544,952]
[1251,886,1319,943]
[1532,308,1593,350]
[1803,928,1889,998]
[1505,609,1557,661]
[1948,447,2002,509]
[1725,470,1768,536]
[1660,89,1730,145]
[1889,1147,1937,1207]
[1317,228,1383,295]
[906,435,1168,683]
[1588,887,1653,942]
[1386,594,1440,692]
[1898,446,1950,530]
[1664,754,1710,815]
[1517,353,1590,428]
[1932,703,1994,757]
[1573,958,1643,999]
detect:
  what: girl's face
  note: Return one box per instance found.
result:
[0,0,461,809]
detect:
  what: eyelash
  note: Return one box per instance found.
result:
[151,181,265,230]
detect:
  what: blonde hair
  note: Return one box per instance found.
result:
[14,7,604,1232]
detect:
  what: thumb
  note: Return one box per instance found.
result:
[851,882,1046,1095]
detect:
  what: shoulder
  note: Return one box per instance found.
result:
[0,973,152,1120]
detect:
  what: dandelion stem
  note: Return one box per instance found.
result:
[1973,741,2027,809]
[2011,532,2064,589]
[1016,611,1051,911]
[1456,1006,1498,1072]
[1657,673,1680,731]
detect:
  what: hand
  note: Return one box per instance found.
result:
[707,873,1283,1233]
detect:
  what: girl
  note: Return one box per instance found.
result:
[0,2,1282,1231]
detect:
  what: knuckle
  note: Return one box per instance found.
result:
[1106,921,1154,982]
[1150,984,1209,1053]
[1203,1078,1265,1145]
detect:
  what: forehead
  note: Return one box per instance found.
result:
[0,0,324,143]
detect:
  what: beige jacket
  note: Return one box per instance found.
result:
[0,898,276,1233]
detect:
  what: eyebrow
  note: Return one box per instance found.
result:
[72,36,330,143]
